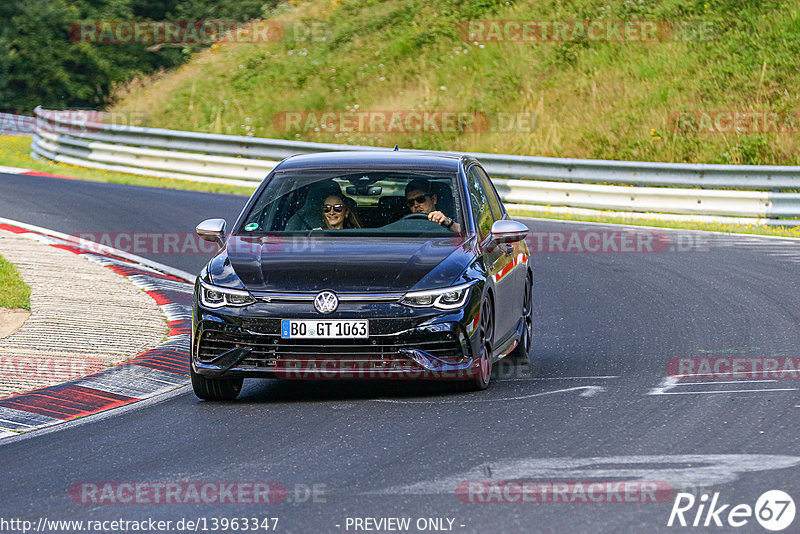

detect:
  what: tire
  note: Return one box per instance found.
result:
[191,367,243,401]
[508,272,533,365]
[460,296,494,391]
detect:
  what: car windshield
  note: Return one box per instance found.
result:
[237,170,464,237]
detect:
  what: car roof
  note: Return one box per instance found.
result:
[274,150,474,173]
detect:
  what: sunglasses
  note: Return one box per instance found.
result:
[322,204,345,213]
[406,194,431,207]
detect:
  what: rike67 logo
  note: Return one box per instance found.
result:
[668,490,795,531]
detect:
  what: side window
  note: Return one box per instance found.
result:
[467,167,494,240]
[471,166,504,221]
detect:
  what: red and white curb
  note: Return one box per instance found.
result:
[0,218,194,439]
[0,164,78,180]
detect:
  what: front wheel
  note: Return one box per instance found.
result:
[459,297,494,391]
[508,272,532,364]
[191,367,243,401]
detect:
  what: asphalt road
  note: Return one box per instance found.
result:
[2,172,800,534]
[0,173,249,275]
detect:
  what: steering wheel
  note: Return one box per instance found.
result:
[402,213,431,220]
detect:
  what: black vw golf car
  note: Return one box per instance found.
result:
[191,150,532,400]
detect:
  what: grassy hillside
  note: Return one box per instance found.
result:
[111,0,800,165]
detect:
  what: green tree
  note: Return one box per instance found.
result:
[0,0,274,111]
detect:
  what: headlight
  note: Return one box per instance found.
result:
[199,281,255,308]
[400,282,474,310]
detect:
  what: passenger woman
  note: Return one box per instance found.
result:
[320,194,361,229]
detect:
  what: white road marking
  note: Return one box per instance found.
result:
[647,376,680,395]
[373,385,606,404]
[369,454,800,496]
[678,380,778,385]
[649,375,797,396]
[498,375,619,381]
[676,370,796,378]
[681,379,777,386]
[0,165,31,174]
[653,388,797,395]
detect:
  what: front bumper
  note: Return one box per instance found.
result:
[192,299,483,380]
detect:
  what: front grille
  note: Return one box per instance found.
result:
[198,330,464,370]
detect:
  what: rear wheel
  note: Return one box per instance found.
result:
[509,272,533,364]
[191,367,243,401]
[460,297,494,391]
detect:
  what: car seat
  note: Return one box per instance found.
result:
[377,196,408,225]
[285,180,343,230]
[431,181,455,219]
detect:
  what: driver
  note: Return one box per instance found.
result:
[404,179,461,232]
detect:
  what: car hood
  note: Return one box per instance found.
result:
[214,235,474,293]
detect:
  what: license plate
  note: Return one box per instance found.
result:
[281,319,369,339]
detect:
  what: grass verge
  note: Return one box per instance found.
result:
[0,254,31,310]
[0,135,254,196]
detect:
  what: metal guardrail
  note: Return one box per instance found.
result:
[29,107,800,225]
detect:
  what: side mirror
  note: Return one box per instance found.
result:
[196,218,227,248]
[490,219,528,244]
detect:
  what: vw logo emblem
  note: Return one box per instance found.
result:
[314,291,338,314]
